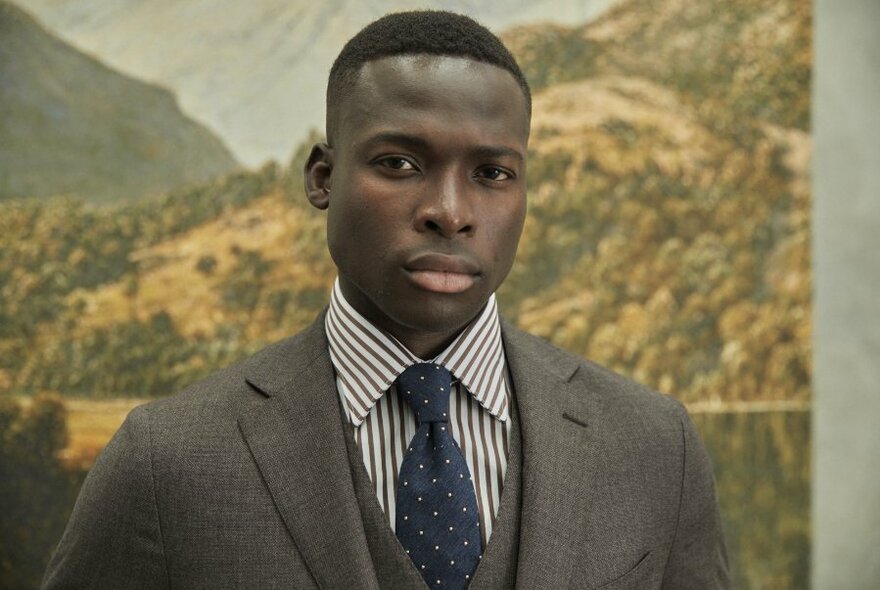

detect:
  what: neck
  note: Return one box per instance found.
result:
[389,328,462,360]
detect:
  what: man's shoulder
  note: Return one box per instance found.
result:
[132,317,328,432]
[501,319,687,422]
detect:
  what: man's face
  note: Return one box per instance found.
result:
[307,55,529,353]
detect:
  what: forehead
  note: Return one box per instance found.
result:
[335,55,530,147]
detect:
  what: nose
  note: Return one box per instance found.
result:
[414,170,475,238]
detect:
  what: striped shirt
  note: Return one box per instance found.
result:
[325,279,512,546]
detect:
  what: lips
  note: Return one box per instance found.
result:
[404,252,481,294]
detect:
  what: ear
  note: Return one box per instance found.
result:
[304,142,334,210]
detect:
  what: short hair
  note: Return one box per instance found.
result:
[326,10,531,143]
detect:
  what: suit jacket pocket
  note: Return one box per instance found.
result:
[581,551,658,590]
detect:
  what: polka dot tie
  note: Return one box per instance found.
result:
[395,363,482,589]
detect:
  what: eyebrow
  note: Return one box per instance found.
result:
[361,132,430,151]
[360,132,524,163]
[470,145,524,163]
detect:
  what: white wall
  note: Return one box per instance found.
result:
[812,0,880,587]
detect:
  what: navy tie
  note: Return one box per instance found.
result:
[395,363,482,589]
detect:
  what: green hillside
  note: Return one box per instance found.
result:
[0,161,295,395]
[0,1,239,204]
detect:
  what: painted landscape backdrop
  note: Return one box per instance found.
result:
[0,0,811,587]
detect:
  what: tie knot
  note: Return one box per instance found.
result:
[396,363,453,423]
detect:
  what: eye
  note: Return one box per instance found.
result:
[377,156,417,171]
[476,166,514,181]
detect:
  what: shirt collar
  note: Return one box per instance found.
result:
[325,278,510,427]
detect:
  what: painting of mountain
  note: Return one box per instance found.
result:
[0,1,238,203]
[0,0,811,587]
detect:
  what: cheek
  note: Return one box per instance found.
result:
[326,201,362,267]
[326,189,400,259]
[488,199,526,263]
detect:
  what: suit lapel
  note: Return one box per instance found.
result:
[501,321,601,588]
[237,314,379,590]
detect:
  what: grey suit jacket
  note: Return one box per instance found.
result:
[43,314,729,589]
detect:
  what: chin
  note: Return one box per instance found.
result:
[389,292,487,335]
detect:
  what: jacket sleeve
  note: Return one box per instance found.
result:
[661,405,730,589]
[42,404,169,589]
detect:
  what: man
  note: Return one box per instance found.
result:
[43,11,729,589]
